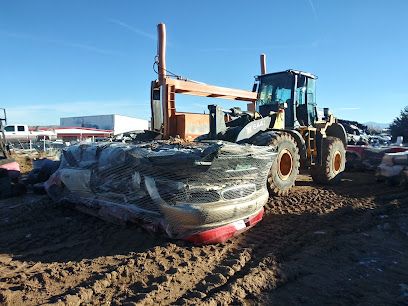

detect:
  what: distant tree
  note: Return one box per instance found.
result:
[389,106,408,141]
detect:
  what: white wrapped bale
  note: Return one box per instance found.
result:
[381,154,395,166]
[381,151,408,166]
[392,151,408,165]
[377,164,405,178]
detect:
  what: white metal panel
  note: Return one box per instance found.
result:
[113,115,149,135]
[60,115,114,130]
[60,114,148,136]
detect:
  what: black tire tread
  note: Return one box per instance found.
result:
[311,136,345,185]
[252,132,300,196]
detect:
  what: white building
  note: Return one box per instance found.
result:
[60,114,148,136]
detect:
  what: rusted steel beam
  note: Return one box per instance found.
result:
[157,23,166,85]
[165,78,257,102]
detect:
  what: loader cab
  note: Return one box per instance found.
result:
[256,70,317,129]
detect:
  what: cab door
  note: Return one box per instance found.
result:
[306,78,317,124]
[295,76,317,126]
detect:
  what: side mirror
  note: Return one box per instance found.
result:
[252,82,258,93]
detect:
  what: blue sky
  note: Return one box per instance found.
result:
[1,0,407,125]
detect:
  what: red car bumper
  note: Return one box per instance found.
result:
[185,208,264,244]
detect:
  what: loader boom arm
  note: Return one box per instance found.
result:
[159,79,257,138]
[154,23,257,139]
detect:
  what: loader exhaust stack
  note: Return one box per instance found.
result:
[260,53,267,75]
[157,23,167,85]
[156,23,173,138]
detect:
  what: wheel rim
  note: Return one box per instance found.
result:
[278,149,293,180]
[333,151,342,173]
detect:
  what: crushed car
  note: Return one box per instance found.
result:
[45,141,276,244]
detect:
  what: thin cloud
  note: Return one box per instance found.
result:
[108,18,156,40]
[307,0,318,20]
[334,107,361,111]
[197,46,261,52]
[7,100,147,112]
[193,103,208,108]
[196,41,319,53]
[5,100,150,125]
[0,30,123,56]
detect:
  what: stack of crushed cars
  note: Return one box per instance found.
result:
[376,150,408,187]
[45,141,276,244]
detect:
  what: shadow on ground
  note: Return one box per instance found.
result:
[0,171,407,305]
[0,195,169,263]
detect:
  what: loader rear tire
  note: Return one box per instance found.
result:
[253,132,300,196]
[311,136,345,185]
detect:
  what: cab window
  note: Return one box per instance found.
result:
[257,74,294,107]
[296,75,306,106]
[17,125,25,132]
[4,126,15,132]
[296,76,317,126]
[306,78,316,105]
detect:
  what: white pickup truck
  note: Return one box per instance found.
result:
[4,124,56,142]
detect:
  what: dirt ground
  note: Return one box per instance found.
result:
[1,172,408,305]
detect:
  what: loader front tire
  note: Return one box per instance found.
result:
[269,134,300,196]
[253,132,300,196]
[311,136,345,185]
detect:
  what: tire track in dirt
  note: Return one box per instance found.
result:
[1,172,406,305]
[53,243,240,305]
[181,178,386,305]
[0,195,165,305]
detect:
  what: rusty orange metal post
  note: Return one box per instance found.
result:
[157,23,176,138]
[157,23,166,85]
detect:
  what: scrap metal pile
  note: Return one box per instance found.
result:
[339,119,391,146]
[339,119,370,145]
[45,141,276,243]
